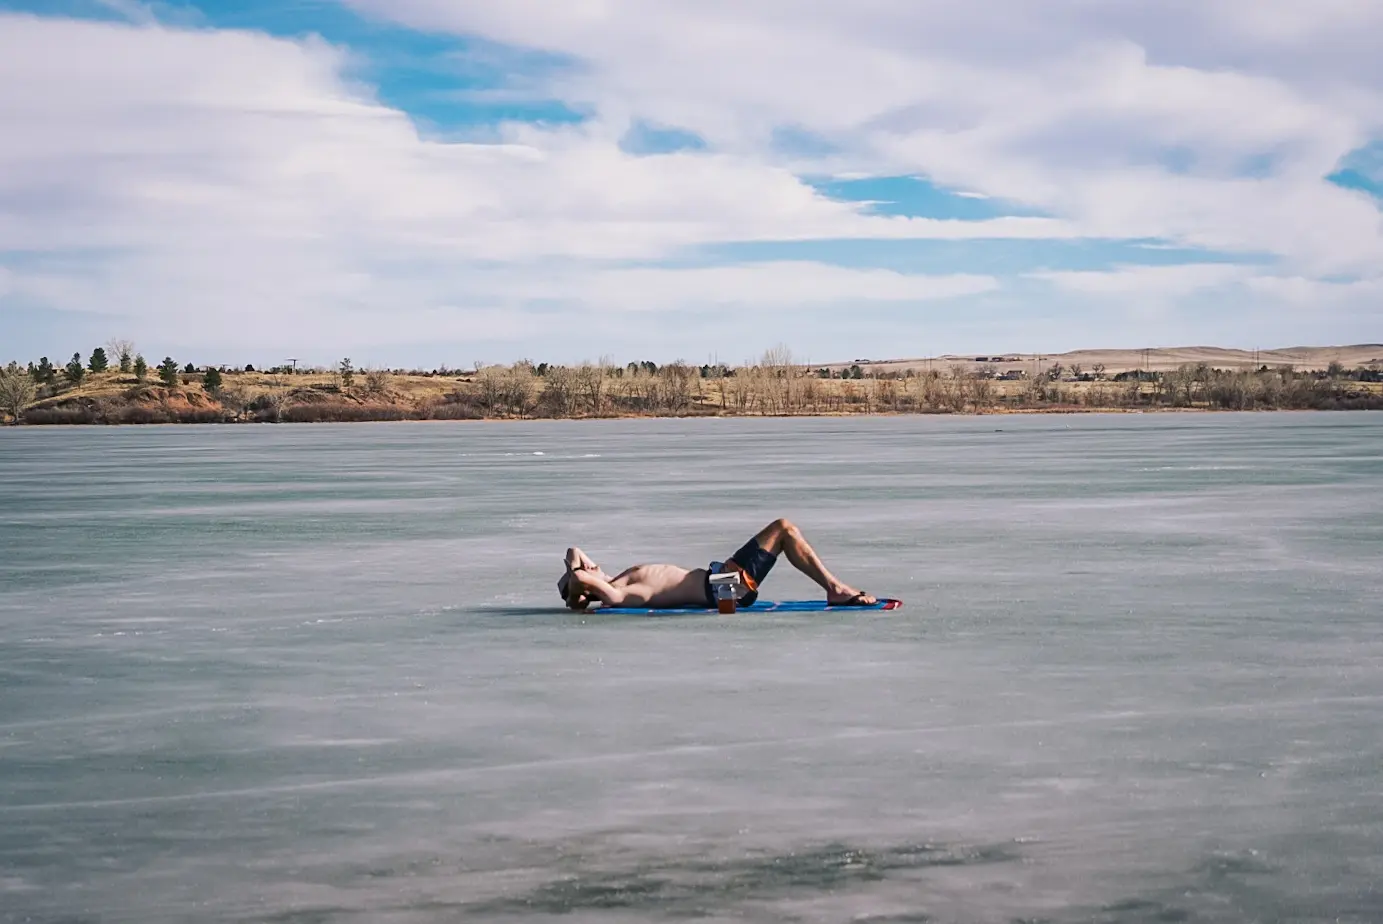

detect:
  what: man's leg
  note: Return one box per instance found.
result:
[739,518,877,605]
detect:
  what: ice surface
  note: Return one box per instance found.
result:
[2,414,1381,922]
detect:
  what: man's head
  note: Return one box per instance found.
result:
[557,571,591,610]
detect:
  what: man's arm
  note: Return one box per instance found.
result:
[565,547,601,573]
[568,569,641,608]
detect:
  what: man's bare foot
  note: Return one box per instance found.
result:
[827,587,878,606]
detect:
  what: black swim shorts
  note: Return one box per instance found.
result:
[703,536,778,607]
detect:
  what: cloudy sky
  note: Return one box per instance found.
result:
[2,0,1381,367]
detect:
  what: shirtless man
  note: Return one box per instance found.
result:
[557,518,878,611]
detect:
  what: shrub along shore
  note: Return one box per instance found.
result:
[2,348,1382,425]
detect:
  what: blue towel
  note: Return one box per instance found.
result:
[597,599,901,615]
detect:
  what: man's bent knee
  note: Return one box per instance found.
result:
[754,518,798,555]
[769,517,799,537]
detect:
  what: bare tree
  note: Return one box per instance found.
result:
[219,385,252,421]
[919,369,944,411]
[799,373,821,414]
[875,376,899,411]
[658,362,695,414]
[969,375,996,409]
[760,344,796,414]
[703,363,729,411]
[363,368,390,396]
[575,362,606,416]
[726,364,760,414]
[474,364,505,414]
[940,365,970,411]
[504,363,536,416]
[598,355,617,401]
[106,339,136,374]
[542,365,579,417]
[634,365,662,411]
[0,362,37,421]
[263,389,290,422]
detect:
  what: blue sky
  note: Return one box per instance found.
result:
[1,0,1381,367]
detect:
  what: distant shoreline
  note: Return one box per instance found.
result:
[823,343,1383,377]
[4,346,1381,425]
[8,403,1383,429]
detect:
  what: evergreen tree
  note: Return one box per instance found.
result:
[64,353,86,385]
[339,357,355,389]
[133,354,148,382]
[88,347,109,373]
[158,357,180,387]
[33,356,56,385]
[244,364,255,373]
[203,367,223,395]
[182,362,196,375]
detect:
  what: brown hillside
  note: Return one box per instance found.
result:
[831,345,1383,376]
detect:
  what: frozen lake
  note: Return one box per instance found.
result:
[2,413,1381,923]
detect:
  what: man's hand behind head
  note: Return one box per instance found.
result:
[560,568,593,610]
[566,578,592,611]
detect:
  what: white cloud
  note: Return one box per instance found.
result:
[0,11,1076,262]
[348,0,1383,275]
[0,13,1033,361]
[90,0,159,25]
[1021,265,1383,350]
[1031,264,1253,296]
[1245,273,1383,304]
[503,262,998,310]
[3,2,1383,362]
